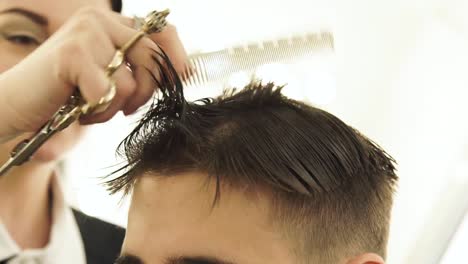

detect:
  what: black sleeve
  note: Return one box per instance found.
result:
[72,209,126,264]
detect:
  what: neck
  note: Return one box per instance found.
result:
[0,151,56,249]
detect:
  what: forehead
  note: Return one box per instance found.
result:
[0,0,110,31]
[124,172,293,263]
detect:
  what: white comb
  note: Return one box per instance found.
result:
[181,32,334,88]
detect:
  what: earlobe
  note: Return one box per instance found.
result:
[346,253,385,264]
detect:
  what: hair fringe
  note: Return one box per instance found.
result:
[105,46,187,195]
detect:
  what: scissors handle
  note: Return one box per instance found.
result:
[0,91,87,176]
[0,9,171,177]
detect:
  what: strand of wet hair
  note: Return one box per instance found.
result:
[106,45,187,195]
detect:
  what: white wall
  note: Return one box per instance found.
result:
[66,1,468,263]
[335,1,468,262]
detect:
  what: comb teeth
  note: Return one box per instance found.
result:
[182,32,334,88]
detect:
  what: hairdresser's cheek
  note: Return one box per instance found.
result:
[31,123,86,162]
[0,52,19,73]
[0,43,28,73]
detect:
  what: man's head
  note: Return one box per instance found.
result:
[110,53,397,264]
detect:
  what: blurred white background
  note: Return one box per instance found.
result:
[65,0,468,263]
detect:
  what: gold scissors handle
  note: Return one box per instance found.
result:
[0,9,170,177]
[80,9,170,114]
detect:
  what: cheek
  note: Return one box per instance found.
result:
[0,43,29,73]
[0,52,19,73]
[32,123,86,162]
[1,123,87,163]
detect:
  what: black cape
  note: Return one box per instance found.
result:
[73,209,125,264]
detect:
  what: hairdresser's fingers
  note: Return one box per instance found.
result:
[80,65,136,124]
[147,24,189,76]
[72,8,136,51]
[87,9,160,67]
[108,11,134,28]
[69,8,183,121]
[118,31,188,104]
[58,42,112,104]
[74,62,111,112]
[72,8,154,68]
[71,9,160,118]
[122,66,157,115]
[88,10,163,95]
[124,37,161,70]
[96,11,188,80]
[89,9,190,88]
[122,38,162,114]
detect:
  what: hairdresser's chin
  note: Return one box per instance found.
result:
[0,122,85,164]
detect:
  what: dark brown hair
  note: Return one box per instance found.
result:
[107,49,398,263]
[111,0,122,12]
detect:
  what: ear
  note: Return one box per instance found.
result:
[346,253,385,264]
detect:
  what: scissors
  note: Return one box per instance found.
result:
[0,9,170,176]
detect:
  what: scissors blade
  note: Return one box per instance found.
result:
[0,158,16,177]
[0,125,57,176]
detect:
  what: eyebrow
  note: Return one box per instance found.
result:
[167,256,236,264]
[114,254,144,264]
[0,8,48,25]
[115,254,237,264]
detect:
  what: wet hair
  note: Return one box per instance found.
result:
[107,49,398,263]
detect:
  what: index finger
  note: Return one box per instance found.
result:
[147,24,189,75]
[109,10,189,74]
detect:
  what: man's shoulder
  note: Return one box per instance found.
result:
[72,209,125,264]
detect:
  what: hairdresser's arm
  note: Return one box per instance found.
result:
[0,7,187,143]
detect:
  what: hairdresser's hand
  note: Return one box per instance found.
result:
[0,7,188,141]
